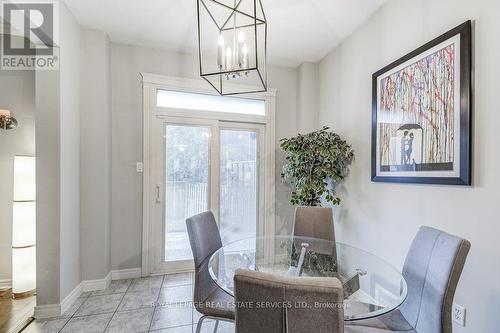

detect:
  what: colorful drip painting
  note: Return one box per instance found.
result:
[372,21,472,185]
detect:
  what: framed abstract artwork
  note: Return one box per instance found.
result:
[372,21,472,185]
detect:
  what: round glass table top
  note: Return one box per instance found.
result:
[208,236,407,321]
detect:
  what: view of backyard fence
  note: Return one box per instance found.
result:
[164,126,257,261]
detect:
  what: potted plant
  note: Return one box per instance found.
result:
[280,126,354,207]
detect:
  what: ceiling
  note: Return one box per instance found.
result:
[63,0,387,68]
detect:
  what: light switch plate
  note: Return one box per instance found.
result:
[452,303,466,327]
[136,162,144,173]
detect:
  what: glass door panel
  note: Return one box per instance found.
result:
[219,129,258,247]
[164,125,210,262]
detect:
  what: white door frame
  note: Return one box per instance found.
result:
[141,73,276,276]
[150,116,218,274]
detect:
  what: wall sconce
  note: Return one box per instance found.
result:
[12,156,36,298]
[0,109,18,130]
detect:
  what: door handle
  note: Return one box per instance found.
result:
[156,183,162,203]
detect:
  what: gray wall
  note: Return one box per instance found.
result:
[58,3,82,300]
[80,29,112,280]
[110,43,301,270]
[266,65,301,236]
[318,0,500,331]
[36,2,82,306]
[0,57,36,285]
[36,65,61,305]
[297,62,319,133]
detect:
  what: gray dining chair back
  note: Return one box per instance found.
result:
[293,206,335,242]
[399,226,471,333]
[234,269,344,333]
[186,211,223,306]
[186,211,235,333]
[293,206,337,259]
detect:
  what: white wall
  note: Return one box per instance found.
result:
[318,0,500,332]
[80,28,112,280]
[0,52,36,286]
[110,43,300,270]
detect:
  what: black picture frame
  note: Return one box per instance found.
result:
[371,20,472,185]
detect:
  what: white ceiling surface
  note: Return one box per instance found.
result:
[63,0,387,68]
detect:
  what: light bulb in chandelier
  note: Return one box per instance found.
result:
[225,47,241,80]
[217,35,225,69]
[242,44,249,69]
[237,32,246,67]
[225,47,232,71]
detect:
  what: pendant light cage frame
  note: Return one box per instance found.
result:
[197,0,267,95]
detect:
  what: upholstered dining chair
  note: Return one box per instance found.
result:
[186,211,235,333]
[234,269,344,333]
[291,206,337,267]
[346,226,471,333]
[293,206,335,241]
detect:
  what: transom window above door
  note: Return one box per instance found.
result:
[156,89,266,116]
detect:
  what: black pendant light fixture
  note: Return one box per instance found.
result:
[197,0,267,95]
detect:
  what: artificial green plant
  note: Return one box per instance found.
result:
[280,126,354,206]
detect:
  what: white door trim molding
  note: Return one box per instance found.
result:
[141,73,276,276]
[141,73,277,98]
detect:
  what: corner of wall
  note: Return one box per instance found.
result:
[58,0,83,303]
[296,62,320,133]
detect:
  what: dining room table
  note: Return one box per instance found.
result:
[208,235,407,321]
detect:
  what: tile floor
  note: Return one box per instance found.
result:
[23,273,235,333]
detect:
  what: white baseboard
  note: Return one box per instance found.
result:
[111,268,141,280]
[81,271,111,292]
[34,268,141,319]
[81,268,141,291]
[0,278,12,290]
[34,281,82,319]
[61,282,82,314]
[34,303,62,319]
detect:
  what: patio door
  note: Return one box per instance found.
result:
[149,115,264,273]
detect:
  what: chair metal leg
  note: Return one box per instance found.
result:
[196,315,233,333]
[196,315,208,333]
